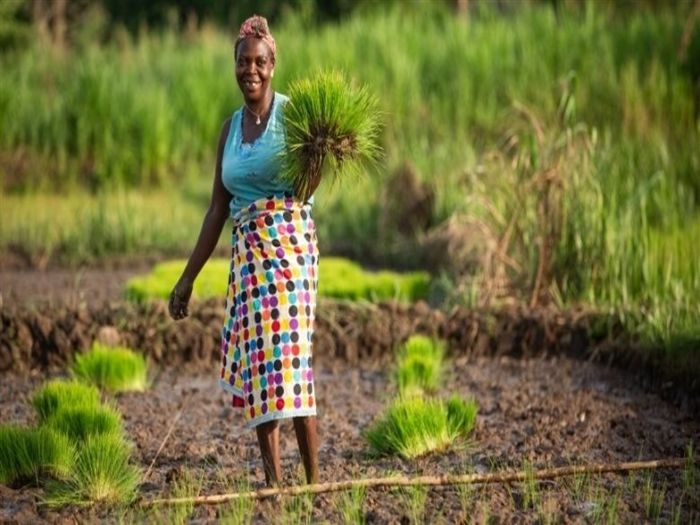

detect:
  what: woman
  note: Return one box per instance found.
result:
[168,15,319,488]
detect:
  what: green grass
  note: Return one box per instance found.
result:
[364,395,477,459]
[282,70,382,202]
[0,425,74,485]
[43,403,124,442]
[396,335,446,395]
[71,342,149,391]
[44,433,141,507]
[31,379,101,423]
[124,256,430,303]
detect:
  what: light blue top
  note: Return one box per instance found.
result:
[222,92,308,215]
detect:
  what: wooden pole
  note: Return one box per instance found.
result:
[139,457,693,507]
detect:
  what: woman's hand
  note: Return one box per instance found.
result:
[169,277,193,321]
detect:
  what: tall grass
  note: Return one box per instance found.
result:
[0,3,698,354]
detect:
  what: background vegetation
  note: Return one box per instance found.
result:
[1,0,698,355]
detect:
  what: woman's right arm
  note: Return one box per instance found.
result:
[169,118,233,320]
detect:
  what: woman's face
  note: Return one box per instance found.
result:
[235,38,275,103]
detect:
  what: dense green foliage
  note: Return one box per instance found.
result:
[71,343,149,391]
[125,256,430,302]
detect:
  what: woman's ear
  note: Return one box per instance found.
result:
[271,69,275,78]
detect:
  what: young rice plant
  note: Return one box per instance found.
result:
[364,395,477,459]
[282,70,382,202]
[44,434,141,507]
[71,343,149,391]
[31,379,101,423]
[0,425,74,485]
[396,335,446,395]
[43,403,124,442]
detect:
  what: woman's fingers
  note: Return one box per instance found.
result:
[169,290,189,320]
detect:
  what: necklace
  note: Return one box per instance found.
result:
[244,94,273,126]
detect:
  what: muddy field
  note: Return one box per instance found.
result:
[0,269,698,523]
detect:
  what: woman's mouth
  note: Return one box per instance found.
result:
[243,79,261,89]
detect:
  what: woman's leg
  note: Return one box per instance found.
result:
[293,416,319,484]
[256,420,282,486]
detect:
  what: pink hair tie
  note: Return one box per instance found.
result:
[236,15,276,58]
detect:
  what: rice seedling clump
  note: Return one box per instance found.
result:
[282,70,382,202]
[396,335,446,395]
[31,379,101,423]
[71,343,148,391]
[446,395,478,437]
[0,426,74,485]
[365,395,478,459]
[125,257,430,302]
[44,403,124,442]
[44,434,141,507]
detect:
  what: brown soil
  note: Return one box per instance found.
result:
[0,267,698,523]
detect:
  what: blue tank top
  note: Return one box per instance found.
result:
[222,92,309,215]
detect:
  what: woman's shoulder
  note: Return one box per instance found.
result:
[275,92,290,106]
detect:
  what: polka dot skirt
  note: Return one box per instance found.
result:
[219,194,318,428]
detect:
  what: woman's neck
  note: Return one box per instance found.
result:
[244,89,274,117]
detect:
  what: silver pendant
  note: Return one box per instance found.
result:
[256,116,261,125]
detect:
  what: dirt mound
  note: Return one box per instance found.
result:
[1,299,697,413]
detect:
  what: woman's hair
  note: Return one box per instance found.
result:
[235,15,276,60]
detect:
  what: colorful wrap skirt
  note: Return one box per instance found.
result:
[219,194,318,428]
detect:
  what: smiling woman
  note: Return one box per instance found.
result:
[167,15,320,490]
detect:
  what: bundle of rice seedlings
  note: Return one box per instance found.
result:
[32,379,101,423]
[365,394,479,459]
[0,425,74,485]
[396,335,446,395]
[44,403,123,442]
[364,396,453,459]
[71,343,148,391]
[44,434,141,507]
[446,395,479,437]
[281,70,382,202]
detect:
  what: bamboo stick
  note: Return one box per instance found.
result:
[140,457,693,507]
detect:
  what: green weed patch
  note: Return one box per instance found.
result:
[71,343,148,392]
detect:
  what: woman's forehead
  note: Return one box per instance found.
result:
[237,38,273,58]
